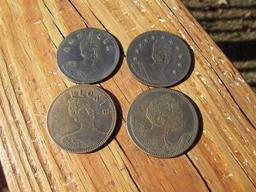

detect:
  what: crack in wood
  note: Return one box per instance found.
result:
[185,154,212,192]
[68,0,88,27]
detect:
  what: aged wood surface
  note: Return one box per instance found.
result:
[0,0,256,191]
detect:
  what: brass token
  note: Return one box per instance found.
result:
[57,28,120,84]
[127,88,199,158]
[47,85,117,153]
[127,30,192,87]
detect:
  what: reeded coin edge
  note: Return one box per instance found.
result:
[47,84,117,153]
[126,30,192,88]
[126,88,199,158]
[57,28,120,84]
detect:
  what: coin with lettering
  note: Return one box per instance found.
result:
[127,89,199,158]
[57,28,120,84]
[47,85,117,153]
[127,31,192,87]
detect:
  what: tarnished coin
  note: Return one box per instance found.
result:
[47,85,117,153]
[127,89,199,158]
[127,31,192,87]
[57,28,120,84]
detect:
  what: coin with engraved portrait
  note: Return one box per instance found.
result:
[47,85,117,153]
[127,31,192,87]
[127,89,199,158]
[57,28,120,84]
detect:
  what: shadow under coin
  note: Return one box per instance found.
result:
[159,95,203,159]
[185,96,204,155]
[169,94,203,158]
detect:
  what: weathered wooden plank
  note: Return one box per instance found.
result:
[0,0,255,191]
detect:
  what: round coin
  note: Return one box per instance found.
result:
[47,85,117,153]
[127,89,199,158]
[127,31,192,87]
[57,28,120,84]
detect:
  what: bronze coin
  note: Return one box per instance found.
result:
[126,89,199,158]
[57,28,120,84]
[47,85,117,153]
[127,31,192,87]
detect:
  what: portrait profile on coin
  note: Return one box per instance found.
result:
[136,39,172,83]
[62,32,100,80]
[127,89,199,158]
[146,95,188,144]
[127,30,192,87]
[47,85,117,153]
[57,28,120,84]
[60,96,105,148]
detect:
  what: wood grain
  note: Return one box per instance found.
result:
[0,0,255,191]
